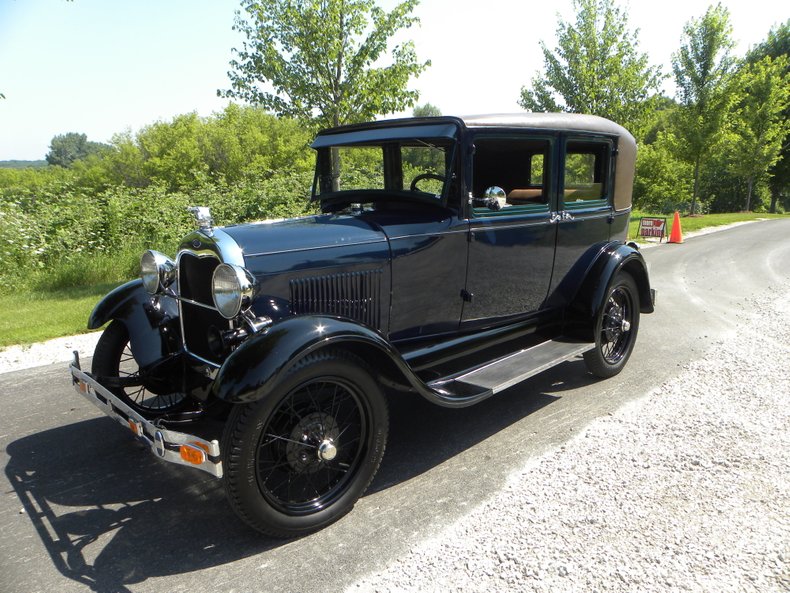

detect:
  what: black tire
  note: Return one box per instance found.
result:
[222,349,389,538]
[91,320,187,417]
[583,272,640,378]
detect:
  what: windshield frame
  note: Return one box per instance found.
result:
[310,122,461,211]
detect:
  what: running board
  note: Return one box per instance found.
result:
[430,339,594,396]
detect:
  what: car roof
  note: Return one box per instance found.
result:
[314,113,637,212]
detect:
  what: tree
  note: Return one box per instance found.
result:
[45,132,108,167]
[219,0,429,130]
[413,103,441,117]
[671,4,736,215]
[747,20,790,212]
[518,0,662,137]
[729,56,790,211]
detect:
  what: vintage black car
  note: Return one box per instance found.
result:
[70,113,655,537]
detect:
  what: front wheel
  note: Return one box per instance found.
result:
[91,320,188,417]
[583,272,640,378]
[221,350,389,538]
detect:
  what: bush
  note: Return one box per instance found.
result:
[0,171,319,294]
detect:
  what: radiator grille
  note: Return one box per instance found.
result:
[290,270,382,329]
[178,252,229,364]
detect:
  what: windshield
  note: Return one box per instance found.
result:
[313,138,456,207]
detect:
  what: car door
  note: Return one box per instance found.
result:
[548,134,617,297]
[461,133,558,327]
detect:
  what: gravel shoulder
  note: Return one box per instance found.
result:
[346,283,790,593]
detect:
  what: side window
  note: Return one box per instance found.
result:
[563,140,610,206]
[471,137,551,215]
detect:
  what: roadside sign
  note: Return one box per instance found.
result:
[639,217,667,242]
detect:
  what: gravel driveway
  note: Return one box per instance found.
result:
[347,283,790,593]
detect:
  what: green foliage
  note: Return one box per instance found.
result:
[518,0,663,137]
[728,56,790,210]
[45,132,109,167]
[0,174,317,294]
[413,103,442,117]
[671,4,736,214]
[0,160,47,169]
[220,0,429,129]
[0,106,320,295]
[746,20,790,212]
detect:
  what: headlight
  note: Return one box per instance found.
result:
[140,250,176,295]
[212,263,255,319]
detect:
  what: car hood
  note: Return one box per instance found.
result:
[221,213,387,260]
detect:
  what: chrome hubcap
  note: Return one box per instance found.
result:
[318,440,337,461]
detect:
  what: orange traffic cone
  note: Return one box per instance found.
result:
[668,210,683,244]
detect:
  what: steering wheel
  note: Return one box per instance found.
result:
[409,173,445,192]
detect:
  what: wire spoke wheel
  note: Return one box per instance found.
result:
[92,320,187,416]
[222,350,388,538]
[256,378,367,514]
[584,272,640,378]
[599,287,632,364]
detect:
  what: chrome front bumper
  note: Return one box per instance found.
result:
[69,352,223,478]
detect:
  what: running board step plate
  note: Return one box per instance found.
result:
[442,339,594,395]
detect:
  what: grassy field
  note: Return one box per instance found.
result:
[0,283,119,348]
[1,211,786,349]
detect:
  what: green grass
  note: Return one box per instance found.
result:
[0,283,119,348]
[628,211,787,242]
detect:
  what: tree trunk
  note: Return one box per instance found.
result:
[331,146,340,192]
[744,177,753,212]
[690,156,701,215]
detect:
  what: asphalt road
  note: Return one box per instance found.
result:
[1,218,788,593]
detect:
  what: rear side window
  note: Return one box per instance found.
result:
[563,140,611,206]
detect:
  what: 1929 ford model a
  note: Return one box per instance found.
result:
[69,113,655,537]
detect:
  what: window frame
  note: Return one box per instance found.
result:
[467,132,556,219]
[560,135,615,212]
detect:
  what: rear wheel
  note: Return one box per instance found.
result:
[583,272,640,378]
[222,350,388,538]
[91,320,187,417]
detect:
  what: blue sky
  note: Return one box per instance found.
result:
[0,0,786,160]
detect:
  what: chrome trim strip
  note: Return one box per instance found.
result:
[69,358,223,478]
[469,219,554,232]
[243,238,386,259]
[187,351,222,368]
[173,296,217,311]
[559,211,612,221]
[385,229,469,241]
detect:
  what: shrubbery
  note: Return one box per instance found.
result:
[0,105,318,293]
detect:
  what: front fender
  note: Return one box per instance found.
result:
[88,279,178,368]
[212,316,413,404]
[565,242,653,341]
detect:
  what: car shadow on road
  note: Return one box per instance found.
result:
[5,358,593,593]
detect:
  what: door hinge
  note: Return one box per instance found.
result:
[460,289,474,303]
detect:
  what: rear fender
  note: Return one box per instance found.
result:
[565,243,653,341]
[88,279,178,368]
[212,316,422,404]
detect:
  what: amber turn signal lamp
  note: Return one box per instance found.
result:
[179,444,206,465]
[128,420,143,437]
